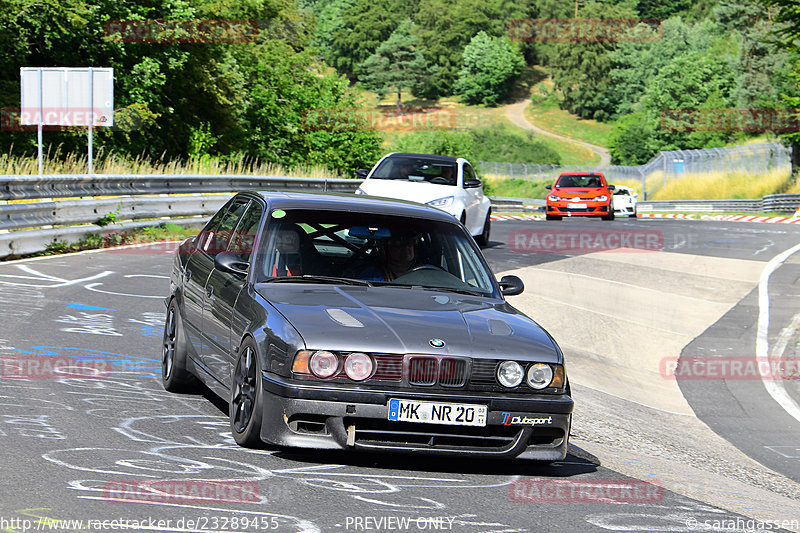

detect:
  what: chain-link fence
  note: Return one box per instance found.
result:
[478,142,791,200]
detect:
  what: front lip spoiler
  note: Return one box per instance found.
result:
[261,372,574,414]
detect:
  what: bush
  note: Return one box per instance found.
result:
[389,124,561,165]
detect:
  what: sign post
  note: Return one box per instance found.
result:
[20,67,114,175]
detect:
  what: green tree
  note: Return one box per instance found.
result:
[413,0,498,97]
[608,112,659,165]
[547,2,639,121]
[327,0,413,77]
[454,32,525,106]
[358,20,431,114]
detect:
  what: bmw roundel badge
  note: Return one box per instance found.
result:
[429,338,446,348]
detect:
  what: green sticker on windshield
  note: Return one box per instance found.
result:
[272,209,286,219]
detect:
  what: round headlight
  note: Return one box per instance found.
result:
[344,352,373,381]
[309,351,338,378]
[527,363,554,389]
[497,360,524,388]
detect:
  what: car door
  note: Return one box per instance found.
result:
[461,163,483,234]
[201,200,264,387]
[183,199,249,361]
[183,200,236,355]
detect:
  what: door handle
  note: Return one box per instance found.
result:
[184,269,192,282]
[206,285,214,298]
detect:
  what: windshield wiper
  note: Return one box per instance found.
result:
[263,275,372,287]
[373,282,486,296]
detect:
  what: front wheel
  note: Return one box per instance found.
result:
[230,339,264,447]
[476,211,491,247]
[162,299,196,392]
[545,214,562,221]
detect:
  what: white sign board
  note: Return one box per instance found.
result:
[20,67,114,126]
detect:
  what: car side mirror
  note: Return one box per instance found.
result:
[355,169,369,180]
[464,178,482,189]
[499,275,524,296]
[607,184,615,191]
[545,184,552,190]
[215,251,250,277]
[633,193,639,198]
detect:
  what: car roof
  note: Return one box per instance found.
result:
[244,190,459,223]
[386,152,460,163]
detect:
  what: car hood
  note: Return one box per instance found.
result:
[359,179,457,204]
[255,284,560,362]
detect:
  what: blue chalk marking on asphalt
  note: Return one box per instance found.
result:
[66,303,117,311]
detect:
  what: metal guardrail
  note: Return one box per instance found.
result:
[1,173,799,258]
[638,195,800,214]
[0,174,358,201]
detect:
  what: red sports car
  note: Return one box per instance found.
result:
[545,171,615,221]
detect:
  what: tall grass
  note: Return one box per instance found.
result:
[0,147,344,179]
[649,168,793,200]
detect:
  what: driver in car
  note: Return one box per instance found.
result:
[360,235,417,281]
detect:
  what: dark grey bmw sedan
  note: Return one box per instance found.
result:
[163,190,573,461]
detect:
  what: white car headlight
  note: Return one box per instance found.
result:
[526,363,554,389]
[594,195,608,202]
[497,360,524,388]
[427,196,454,208]
[355,188,366,195]
[547,195,561,201]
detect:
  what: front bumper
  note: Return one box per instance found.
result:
[260,373,573,460]
[547,201,610,217]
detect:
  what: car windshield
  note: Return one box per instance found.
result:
[253,209,495,295]
[371,156,457,185]
[614,189,630,195]
[555,175,604,188]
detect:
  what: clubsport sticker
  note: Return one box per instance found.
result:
[501,413,553,426]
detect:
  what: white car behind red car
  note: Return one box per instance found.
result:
[355,153,492,246]
[612,185,638,217]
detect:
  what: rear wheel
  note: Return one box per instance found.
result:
[230,339,264,447]
[476,210,491,247]
[162,299,196,392]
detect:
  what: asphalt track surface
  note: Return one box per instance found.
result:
[0,216,798,533]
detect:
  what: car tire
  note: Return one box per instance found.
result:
[230,338,264,447]
[602,208,615,221]
[162,299,196,392]
[545,214,562,221]
[629,208,637,218]
[476,210,491,247]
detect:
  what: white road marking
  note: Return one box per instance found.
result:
[756,243,800,424]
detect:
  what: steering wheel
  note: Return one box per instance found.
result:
[404,264,446,274]
[430,177,451,185]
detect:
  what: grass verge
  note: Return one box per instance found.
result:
[3,222,199,261]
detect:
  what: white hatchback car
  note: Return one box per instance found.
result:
[355,153,493,246]
[612,185,638,217]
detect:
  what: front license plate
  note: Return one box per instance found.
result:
[387,399,487,426]
[567,203,587,209]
